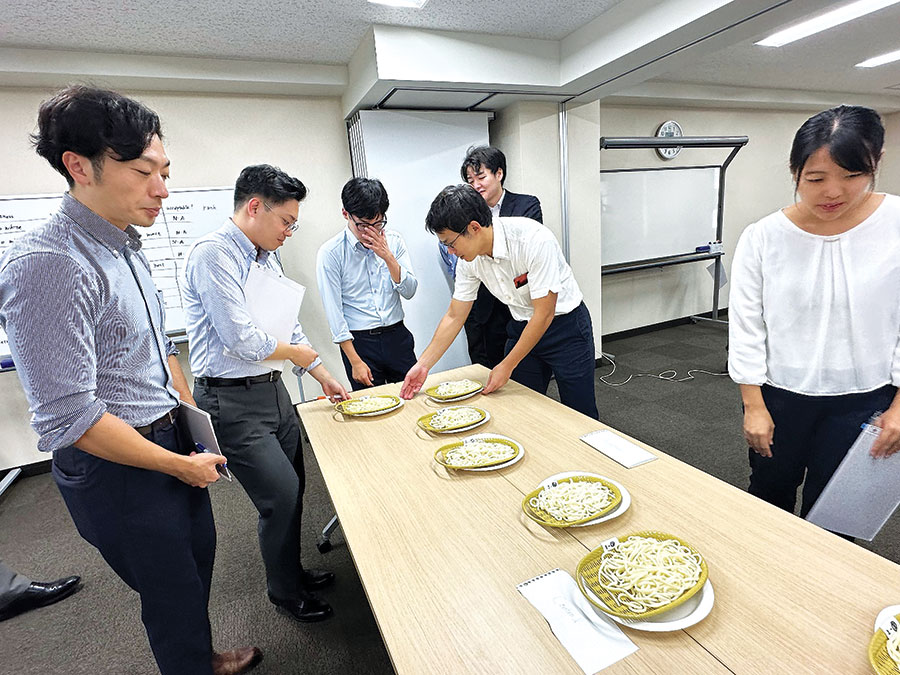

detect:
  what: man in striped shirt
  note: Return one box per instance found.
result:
[0,86,260,674]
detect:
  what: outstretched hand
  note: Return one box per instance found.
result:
[870,407,900,458]
[400,363,429,399]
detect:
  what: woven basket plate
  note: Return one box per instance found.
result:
[334,395,401,416]
[434,437,520,469]
[869,615,900,674]
[425,379,484,401]
[576,531,709,620]
[417,407,487,432]
[522,476,622,527]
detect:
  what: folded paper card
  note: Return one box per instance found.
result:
[580,429,657,468]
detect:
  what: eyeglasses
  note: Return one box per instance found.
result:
[441,229,465,250]
[350,215,387,232]
[263,201,299,233]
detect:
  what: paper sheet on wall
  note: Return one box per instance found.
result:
[241,262,306,371]
[805,424,900,541]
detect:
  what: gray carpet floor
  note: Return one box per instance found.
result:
[1,320,897,674]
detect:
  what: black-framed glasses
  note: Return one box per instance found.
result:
[263,201,299,233]
[350,215,387,232]
[441,229,465,250]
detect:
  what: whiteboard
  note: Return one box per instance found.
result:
[599,166,719,267]
[0,187,233,361]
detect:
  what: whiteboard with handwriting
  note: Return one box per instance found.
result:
[0,187,233,362]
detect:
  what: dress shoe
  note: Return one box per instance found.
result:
[212,646,263,675]
[268,590,333,622]
[0,575,81,621]
[301,568,335,590]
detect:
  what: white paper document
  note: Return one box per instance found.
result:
[241,262,306,371]
[178,401,232,481]
[580,429,657,468]
[517,568,637,674]
[805,424,900,540]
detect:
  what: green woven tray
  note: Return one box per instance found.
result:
[434,437,520,469]
[575,530,708,620]
[425,379,484,400]
[334,395,401,416]
[522,476,622,527]
[417,407,487,432]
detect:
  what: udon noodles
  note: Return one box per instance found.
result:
[428,407,484,430]
[340,396,397,414]
[530,480,614,522]
[443,438,517,467]
[888,630,900,664]
[433,379,481,397]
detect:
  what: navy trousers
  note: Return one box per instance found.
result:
[750,383,897,517]
[505,302,599,420]
[465,284,512,369]
[52,420,215,675]
[343,322,416,391]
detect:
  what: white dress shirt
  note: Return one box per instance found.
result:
[453,216,583,322]
[728,193,900,396]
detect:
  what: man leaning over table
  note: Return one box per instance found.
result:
[401,184,598,420]
[181,164,348,623]
[316,177,418,390]
[0,85,260,675]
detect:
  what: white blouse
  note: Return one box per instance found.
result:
[728,193,900,396]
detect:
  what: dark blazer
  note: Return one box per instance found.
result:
[499,190,543,223]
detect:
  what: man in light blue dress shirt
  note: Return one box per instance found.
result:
[182,165,347,624]
[0,86,260,675]
[316,178,418,390]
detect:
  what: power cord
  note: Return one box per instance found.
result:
[598,357,728,387]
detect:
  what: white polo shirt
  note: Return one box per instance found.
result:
[453,216,583,322]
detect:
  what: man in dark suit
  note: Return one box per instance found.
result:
[455,145,543,368]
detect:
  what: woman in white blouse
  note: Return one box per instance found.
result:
[729,105,900,518]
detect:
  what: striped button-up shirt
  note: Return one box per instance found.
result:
[315,228,417,344]
[181,219,320,378]
[0,194,181,452]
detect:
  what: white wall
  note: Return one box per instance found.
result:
[0,87,353,469]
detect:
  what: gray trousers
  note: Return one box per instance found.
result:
[194,378,305,600]
[0,560,31,610]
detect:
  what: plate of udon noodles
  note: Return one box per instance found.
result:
[868,605,900,674]
[334,395,403,417]
[575,531,713,631]
[434,434,523,471]
[416,406,489,433]
[425,378,484,402]
[522,474,623,527]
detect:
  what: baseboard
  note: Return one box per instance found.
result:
[602,309,729,345]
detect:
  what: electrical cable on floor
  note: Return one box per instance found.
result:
[598,357,728,387]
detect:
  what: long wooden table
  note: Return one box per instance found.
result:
[299,364,900,674]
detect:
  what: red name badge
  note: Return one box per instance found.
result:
[514,273,528,289]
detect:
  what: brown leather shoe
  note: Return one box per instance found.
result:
[212,646,263,675]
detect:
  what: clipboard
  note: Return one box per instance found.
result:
[241,262,306,371]
[805,424,900,540]
[178,401,232,481]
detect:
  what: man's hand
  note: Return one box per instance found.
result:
[351,359,374,387]
[743,405,775,457]
[870,407,900,458]
[291,344,318,369]
[400,363,429,399]
[358,227,392,261]
[176,452,227,488]
[321,377,350,402]
[483,361,513,395]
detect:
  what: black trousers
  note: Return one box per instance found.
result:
[464,284,512,369]
[52,421,215,675]
[342,322,416,391]
[194,378,305,600]
[506,302,599,420]
[750,383,897,517]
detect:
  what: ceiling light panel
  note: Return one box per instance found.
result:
[756,0,900,47]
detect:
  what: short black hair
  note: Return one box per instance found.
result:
[790,105,884,184]
[341,177,389,219]
[425,184,492,235]
[460,145,506,185]
[31,85,163,188]
[233,164,307,211]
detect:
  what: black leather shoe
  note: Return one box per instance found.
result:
[0,576,81,621]
[268,590,333,623]
[301,568,335,590]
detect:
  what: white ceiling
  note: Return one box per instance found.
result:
[648,2,900,98]
[0,0,623,65]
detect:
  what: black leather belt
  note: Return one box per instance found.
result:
[195,371,282,388]
[351,321,404,336]
[134,408,178,437]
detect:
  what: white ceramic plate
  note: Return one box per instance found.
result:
[442,433,524,472]
[341,397,404,417]
[538,472,631,526]
[584,579,714,632]
[428,409,492,434]
[874,605,900,631]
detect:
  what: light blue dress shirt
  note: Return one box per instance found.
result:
[0,194,181,452]
[316,228,417,344]
[181,219,321,378]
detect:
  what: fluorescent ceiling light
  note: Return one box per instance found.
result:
[856,48,900,67]
[368,0,429,7]
[756,0,900,47]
